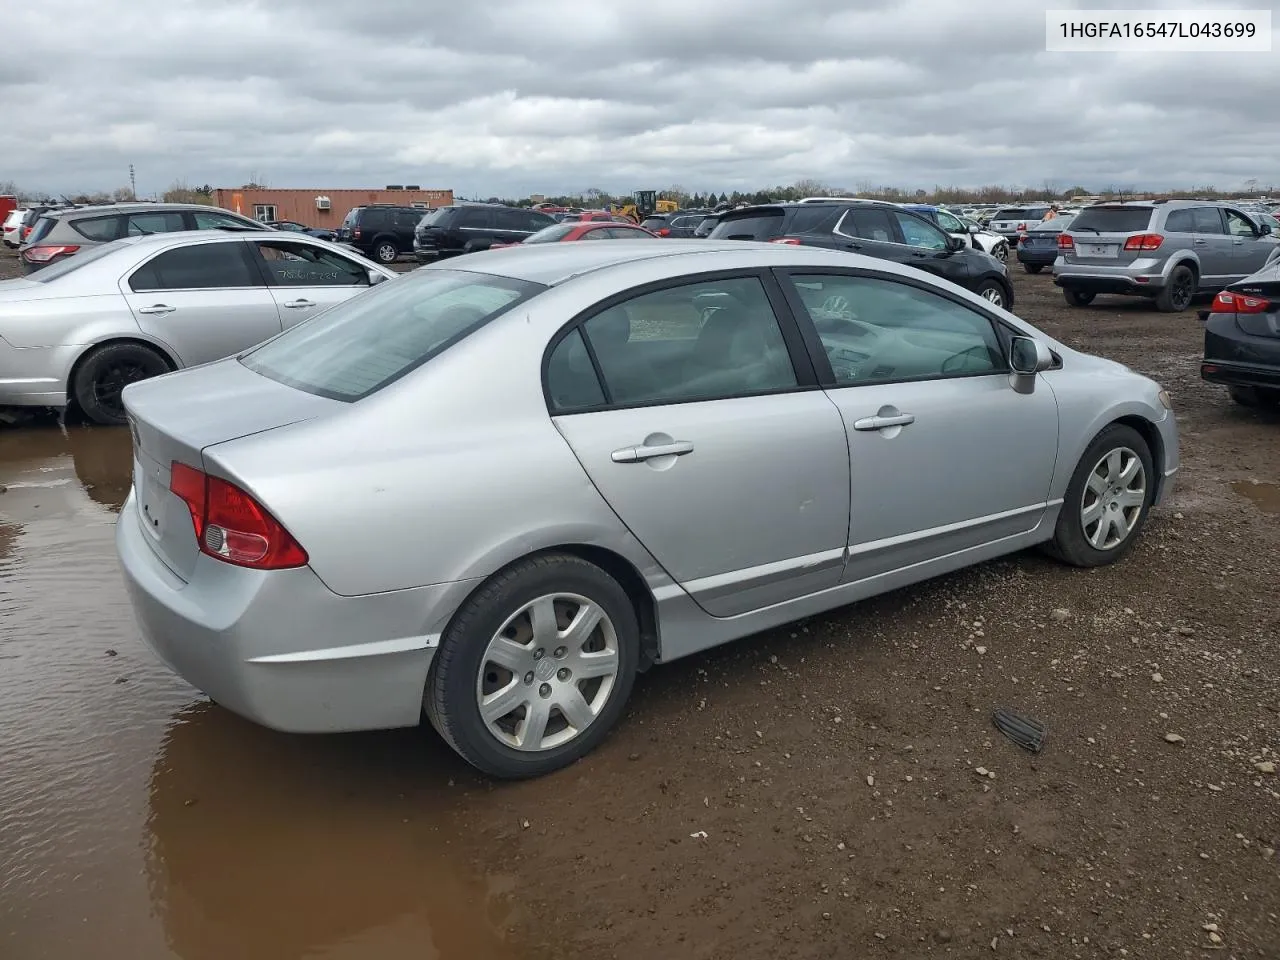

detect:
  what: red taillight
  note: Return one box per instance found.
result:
[1057,234,1074,250]
[770,237,803,245]
[21,244,79,263]
[353,228,362,239]
[657,228,671,237]
[20,226,31,240]
[1212,290,1271,314]
[169,462,308,569]
[1123,233,1164,251]
[1017,232,1029,245]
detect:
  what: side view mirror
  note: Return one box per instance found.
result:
[1008,336,1053,394]
[945,234,965,252]
[1258,222,1272,236]
[368,270,388,285]
[968,224,982,234]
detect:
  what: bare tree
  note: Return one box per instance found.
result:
[793,178,830,197]
[1041,178,1060,198]
[242,170,268,189]
[112,186,136,202]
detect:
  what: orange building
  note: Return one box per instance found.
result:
[212,187,454,229]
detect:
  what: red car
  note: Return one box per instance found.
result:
[491,220,658,249]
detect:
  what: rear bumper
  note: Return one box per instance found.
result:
[1053,259,1169,295]
[116,492,481,733]
[1202,315,1280,387]
[0,338,73,407]
[1017,248,1058,266]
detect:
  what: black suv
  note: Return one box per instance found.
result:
[336,205,428,264]
[709,201,1014,309]
[413,205,557,262]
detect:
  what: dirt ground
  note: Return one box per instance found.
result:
[1,247,1277,960]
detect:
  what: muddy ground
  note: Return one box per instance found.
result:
[0,247,1277,960]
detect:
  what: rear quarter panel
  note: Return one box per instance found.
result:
[0,294,141,349]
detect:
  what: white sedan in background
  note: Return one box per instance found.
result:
[0,231,396,424]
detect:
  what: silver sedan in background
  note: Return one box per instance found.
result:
[116,240,1179,780]
[0,231,396,424]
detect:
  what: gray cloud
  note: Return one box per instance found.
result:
[3,0,1278,198]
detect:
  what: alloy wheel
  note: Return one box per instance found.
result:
[1080,447,1147,550]
[476,593,620,752]
[93,360,153,420]
[994,243,1008,263]
[980,286,1005,307]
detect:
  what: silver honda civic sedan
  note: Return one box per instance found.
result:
[115,240,1179,779]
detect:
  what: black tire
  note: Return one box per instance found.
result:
[426,553,640,779]
[1063,288,1095,307]
[993,243,1009,263]
[1229,385,1280,407]
[72,343,171,426]
[1156,264,1195,312]
[1042,424,1154,568]
[461,239,493,254]
[373,239,399,264]
[1023,263,1044,274]
[975,279,1009,309]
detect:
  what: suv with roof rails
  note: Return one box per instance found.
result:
[1054,199,1280,312]
[708,200,1014,309]
[18,202,267,274]
[336,204,439,264]
[413,204,558,262]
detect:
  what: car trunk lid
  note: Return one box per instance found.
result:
[1223,272,1280,338]
[122,358,343,582]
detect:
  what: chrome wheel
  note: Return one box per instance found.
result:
[376,242,398,263]
[980,284,1005,307]
[476,593,619,752]
[1081,447,1147,550]
[993,242,1009,263]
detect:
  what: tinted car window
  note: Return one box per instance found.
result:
[1164,210,1195,233]
[992,208,1028,220]
[839,208,897,242]
[709,211,785,241]
[787,206,840,233]
[545,328,606,412]
[25,216,57,245]
[393,209,422,230]
[129,242,257,291]
[527,212,556,231]
[417,208,455,228]
[788,274,1004,385]
[341,208,361,227]
[1191,207,1225,234]
[127,212,186,236]
[1068,207,1154,233]
[254,240,368,286]
[935,210,965,232]
[640,217,668,231]
[607,227,655,240]
[580,276,797,405]
[456,208,492,229]
[240,269,542,401]
[71,215,122,242]
[693,218,719,237]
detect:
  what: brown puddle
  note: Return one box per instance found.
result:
[1231,480,1280,514]
[0,422,530,960]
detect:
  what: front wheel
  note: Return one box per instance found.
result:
[976,280,1008,309]
[1064,288,1096,307]
[1043,424,1154,568]
[992,242,1009,263]
[426,553,640,779]
[72,343,171,425]
[1023,263,1044,274]
[374,241,399,264]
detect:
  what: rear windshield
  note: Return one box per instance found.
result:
[524,223,577,243]
[240,269,544,402]
[710,210,784,240]
[1030,216,1074,233]
[992,208,1030,220]
[639,217,668,230]
[25,216,57,245]
[30,240,123,281]
[1068,207,1154,233]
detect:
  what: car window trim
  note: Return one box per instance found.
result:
[770,266,1017,389]
[540,267,822,416]
[124,239,265,293]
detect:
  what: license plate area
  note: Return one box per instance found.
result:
[134,453,169,540]
[1082,243,1118,258]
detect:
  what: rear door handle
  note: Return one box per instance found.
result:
[1232,239,1244,245]
[136,304,175,315]
[1193,239,1208,245]
[282,299,316,309]
[853,413,915,431]
[611,441,694,463]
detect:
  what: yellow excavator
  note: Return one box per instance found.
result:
[611,190,680,224]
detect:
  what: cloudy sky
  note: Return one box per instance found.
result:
[4,0,1278,198]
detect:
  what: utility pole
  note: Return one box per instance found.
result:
[129,164,136,199]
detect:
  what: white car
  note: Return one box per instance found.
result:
[0,230,397,424]
[2,209,26,248]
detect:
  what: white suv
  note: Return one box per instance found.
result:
[2,209,25,248]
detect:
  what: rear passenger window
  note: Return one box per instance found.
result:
[129,242,257,291]
[71,216,121,241]
[545,329,606,412]
[127,212,186,236]
[574,276,797,406]
[787,274,1005,385]
[1164,210,1195,233]
[838,208,897,243]
[1192,208,1225,234]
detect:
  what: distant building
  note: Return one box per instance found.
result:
[212,187,454,227]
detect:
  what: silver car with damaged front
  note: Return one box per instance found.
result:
[115,240,1179,780]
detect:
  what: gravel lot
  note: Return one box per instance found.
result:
[1,246,1277,960]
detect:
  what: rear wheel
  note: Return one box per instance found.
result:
[976,280,1008,309]
[1156,265,1195,312]
[1043,424,1154,568]
[426,553,640,779]
[72,343,171,426]
[1064,288,1096,307]
[1229,385,1280,407]
[374,240,399,264]
[1023,263,1044,274]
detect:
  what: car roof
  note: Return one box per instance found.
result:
[438,238,868,286]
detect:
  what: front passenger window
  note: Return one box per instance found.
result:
[787,274,1005,385]
[892,213,948,250]
[255,241,368,286]
[1224,210,1256,237]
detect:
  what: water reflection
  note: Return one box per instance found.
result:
[145,705,526,960]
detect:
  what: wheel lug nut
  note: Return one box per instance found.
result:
[554,646,567,659]
[539,683,552,698]
[557,668,570,681]
[524,671,534,685]
[533,648,545,660]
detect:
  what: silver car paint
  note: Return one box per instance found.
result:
[117,241,1179,734]
[0,231,394,408]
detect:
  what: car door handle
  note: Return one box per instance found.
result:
[1232,239,1244,245]
[853,413,915,431]
[611,441,694,463]
[136,304,175,315]
[282,299,316,308]
[1193,239,1208,245]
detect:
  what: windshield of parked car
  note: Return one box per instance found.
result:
[1029,215,1075,233]
[523,223,578,244]
[240,269,545,401]
[29,239,124,281]
[1067,206,1154,233]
